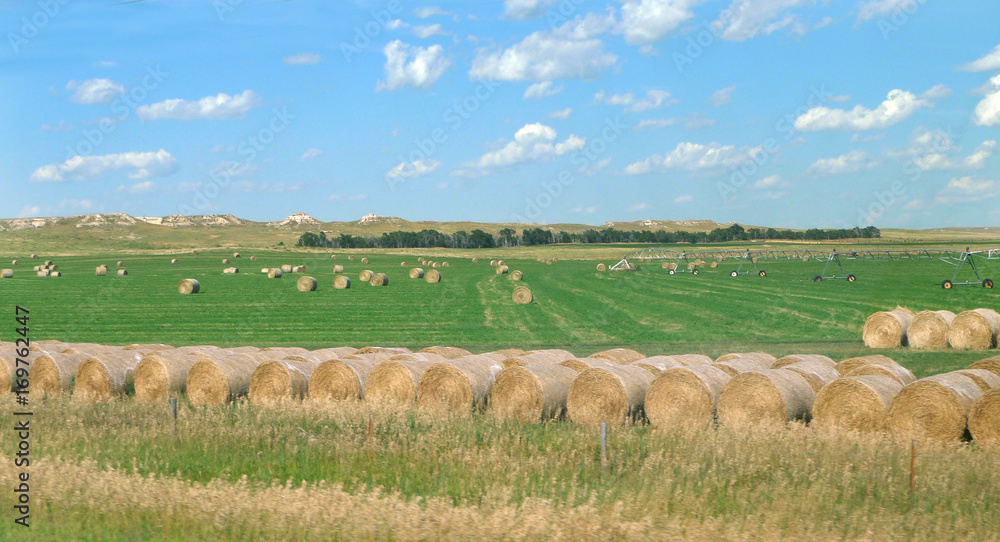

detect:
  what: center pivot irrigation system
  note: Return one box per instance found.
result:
[609,247,1000,289]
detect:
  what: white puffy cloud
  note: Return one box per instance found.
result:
[549,108,573,119]
[623,142,755,174]
[972,75,1000,126]
[712,0,808,42]
[751,175,790,189]
[617,0,698,47]
[503,0,558,19]
[66,78,125,104]
[283,52,322,65]
[935,176,999,204]
[31,150,178,182]
[794,87,946,131]
[895,128,996,170]
[594,89,677,112]
[468,13,617,81]
[523,81,563,100]
[300,148,323,162]
[958,44,1000,72]
[137,90,261,120]
[376,40,450,91]
[808,150,877,175]
[385,159,441,179]
[413,24,448,38]
[386,19,409,30]
[458,123,585,176]
[857,0,914,21]
[710,86,735,106]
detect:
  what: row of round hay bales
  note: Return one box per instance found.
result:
[863,307,1000,349]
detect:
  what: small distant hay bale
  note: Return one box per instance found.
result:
[510,270,523,281]
[331,255,337,260]
[513,286,533,304]
[419,346,472,360]
[95,266,107,276]
[250,256,257,262]
[751,257,758,264]
[365,359,437,405]
[496,265,509,275]
[845,363,916,386]
[863,308,914,348]
[30,353,91,398]
[431,262,440,268]
[36,270,49,277]
[710,261,718,268]
[416,356,504,414]
[472,258,478,263]
[134,352,202,402]
[661,354,713,366]
[589,348,646,365]
[410,268,425,279]
[292,265,306,273]
[281,264,293,273]
[425,269,441,283]
[117,269,128,276]
[349,255,355,261]
[268,268,283,279]
[297,276,317,292]
[546,260,552,265]
[331,265,344,273]
[178,279,200,294]
[359,269,374,281]
[74,351,146,403]
[967,356,1000,378]
[490,260,497,266]
[401,261,408,267]
[248,359,319,405]
[261,268,269,274]
[908,310,956,349]
[116,261,124,267]
[773,354,835,370]
[566,365,655,425]
[370,273,389,286]
[715,352,777,368]
[716,369,816,427]
[333,275,351,289]
[30,254,37,259]
[223,258,231,264]
[645,365,732,429]
[442,262,449,268]
[969,389,1000,450]
[782,360,841,392]
[50,271,61,277]
[223,267,239,274]
[170,259,178,264]
[186,353,265,406]
[33,265,41,272]
[947,309,1000,350]
[802,255,810,262]
[886,372,984,441]
[812,375,903,432]
[596,263,607,271]
[835,354,899,376]
[490,364,578,423]
[361,257,369,264]
[1,269,12,278]
[954,369,1000,392]
[191,250,198,255]
[498,260,505,267]
[233,252,240,258]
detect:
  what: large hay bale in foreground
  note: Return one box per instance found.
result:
[645,365,731,430]
[248,359,319,404]
[500,350,573,368]
[369,273,389,286]
[513,286,533,304]
[954,369,1000,392]
[489,364,578,423]
[782,360,841,392]
[835,354,899,376]
[0,350,15,392]
[186,353,264,406]
[268,268,283,279]
[419,346,472,360]
[365,359,438,404]
[772,354,835,370]
[716,369,816,427]
[177,279,200,294]
[333,275,351,289]
[74,351,146,403]
[567,365,655,426]
[845,363,916,386]
[812,375,904,432]
[416,356,504,414]
[589,348,646,365]
[559,357,617,372]
[425,269,441,283]
[907,310,957,349]
[715,352,777,368]
[296,276,317,292]
[359,270,374,282]
[309,358,380,402]
[967,356,1000,378]
[886,372,983,441]
[496,265,509,275]
[969,389,1000,450]
[630,356,685,374]
[713,358,768,377]
[863,308,914,348]
[409,268,425,279]
[947,309,1000,350]
[510,270,523,281]
[30,353,91,398]
[663,354,713,366]
[133,352,202,402]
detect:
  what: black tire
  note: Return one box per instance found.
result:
[942,280,953,289]
[814,275,823,282]
[985,278,994,289]
[668,269,675,275]
[847,274,856,282]
[693,269,700,275]
[758,270,766,277]
[731,271,738,277]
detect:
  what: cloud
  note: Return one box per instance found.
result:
[673,195,693,203]
[284,52,322,65]
[569,206,598,214]
[634,113,715,130]
[623,142,756,174]
[504,0,560,19]
[712,0,810,42]
[385,159,441,179]
[40,120,73,132]
[300,148,323,162]
[857,0,917,21]
[935,176,999,204]
[895,128,996,170]
[523,81,563,100]
[349,193,369,201]
[118,181,155,194]
[18,205,40,218]
[594,89,677,112]
[972,75,1000,126]
[58,199,96,211]
[851,133,884,143]
[413,24,448,38]
[958,44,1000,72]
[468,13,617,81]
[458,123,585,176]
[414,7,452,18]
[578,156,611,175]
[617,0,698,47]
[66,78,125,104]
[210,161,258,179]
[31,150,178,182]
[629,202,652,212]
[549,108,573,119]
[710,86,735,106]
[386,19,409,30]
[137,90,261,120]
[808,150,877,175]
[794,87,945,131]
[376,40,450,91]
[751,174,790,189]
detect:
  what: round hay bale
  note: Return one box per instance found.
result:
[95,266,107,276]
[419,346,472,360]
[954,369,1000,392]
[133,352,202,402]
[513,286,533,304]
[501,352,565,368]
[425,269,441,283]
[233,252,240,258]
[663,354,714,366]
[250,256,257,262]
[496,265,509,275]
[30,254,37,259]
[559,357,617,372]
[170,259,178,264]
[845,363,916,386]
[510,270,523,281]
[645,365,732,429]
[401,261,408,267]
[248,359,319,405]
[260,268,269,274]
[309,358,381,401]
[442,262,449,267]
[710,261,718,268]
[716,369,816,427]
[802,255,810,262]
[490,364,578,423]
[967,356,1000,378]
[886,372,984,441]
[715,352,777,368]
[782,360,841,392]
[349,255,355,261]
[835,354,899,376]
[292,266,306,273]
[116,261,124,267]
[186,353,265,406]
[907,310,957,349]
[1,269,12,278]
[191,250,198,255]
[596,263,606,271]
[50,271,61,277]
[33,265,41,272]
[409,268,425,279]
[178,279,200,294]
[360,257,368,264]
[490,260,496,266]
[297,276,317,292]
[661,262,671,269]
[772,354,836,370]
[365,359,438,404]
[74,351,145,403]
[222,267,239,274]
[416,356,504,414]
[863,308,914,348]
[969,389,1000,450]
[117,269,128,276]
[713,359,767,377]
[812,375,904,432]
[281,264,293,273]
[11,260,17,265]
[526,349,576,361]
[751,257,758,264]
[36,270,50,277]
[369,273,389,286]
[589,348,646,365]
[472,258,478,263]
[498,260,505,266]
[947,309,1000,350]
[630,356,684,375]
[268,268,283,279]
[222,258,231,264]
[566,365,655,426]
[359,269,374,281]
[30,353,90,398]
[332,264,344,273]
[331,255,337,260]
[333,275,351,289]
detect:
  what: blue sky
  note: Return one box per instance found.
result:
[2,0,999,229]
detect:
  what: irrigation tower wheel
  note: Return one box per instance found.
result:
[814,276,823,282]
[730,270,738,277]
[692,269,699,275]
[942,280,953,289]
[758,270,767,277]
[985,279,994,289]
[668,269,675,275]
[847,275,857,282]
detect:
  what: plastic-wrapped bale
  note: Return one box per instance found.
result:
[645,365,731,430]
[566,365,655,426]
